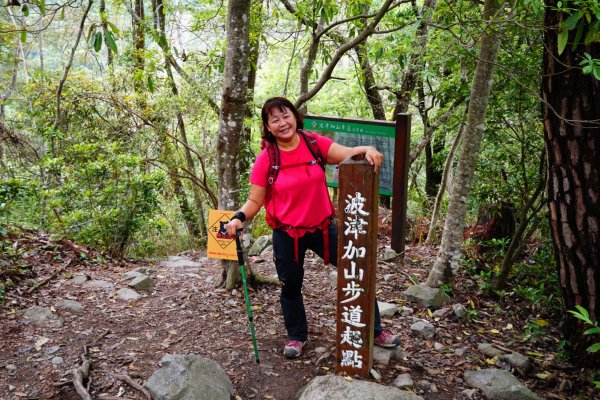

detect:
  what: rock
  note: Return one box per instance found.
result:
[464,369,541,400]
[260,245,273,255]
[462,388,477,399]
[499,352,532,375]
[377,301,399,318]
[70,275,88,284]
[370,369,382,380]
[314,347,327,354]
[416,380,438,393]
[455,347,468,357]
[8,384,15,391]
[122,271,145,281]
[145,354,234,400]
[383,273,397,282]
[84,280,115,291]
[51,356,64,365]
[5,364,17,373]
[46,346,60,355]
[393,374,414,389]
[135,267,154,275]
[453,303,467,318]
[404,284,451,308]
[226,300,237,306]
[329,271,337,287]
[383,247,399,261]
[372,346,392,365]
[432,307,450,318]
[248,235,271,256]
[116,288,141,301]
[433,342,443,351]
[160,257,203,269]
[390,346,403,361]
[22,306,63,327]
[410,320,436,339]
[478,343,504,358]
[54,300,84,313]
[401,306,414,316]
[297,375,424,400]
[127,274,154,290]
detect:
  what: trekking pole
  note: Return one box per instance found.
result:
[235,229,260,365]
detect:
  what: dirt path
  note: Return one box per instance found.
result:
[0,238,597,399]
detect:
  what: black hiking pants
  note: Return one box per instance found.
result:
[273,222,383,342]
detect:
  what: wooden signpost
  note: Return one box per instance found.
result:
[336,155,379,378]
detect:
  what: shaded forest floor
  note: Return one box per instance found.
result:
[0,229,598,400]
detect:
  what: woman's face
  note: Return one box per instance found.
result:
[267,107,297,143]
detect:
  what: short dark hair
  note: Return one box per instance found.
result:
[260,97,303,143]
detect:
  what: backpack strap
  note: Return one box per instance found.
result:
[298,130,326,170]
[265,140,280,185]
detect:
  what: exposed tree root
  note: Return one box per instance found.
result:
[72,347,92,400]
[114,374,153,400]
[27,257,76,294]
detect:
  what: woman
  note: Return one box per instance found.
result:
[226,97,400,359]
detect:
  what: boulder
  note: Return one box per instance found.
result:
[249,235,271,256]
[404,284,451,308]
[127,275,154,290]
[145,354,233,400]
[54,300,84,313]
[383,247,399,261]
[22,306,63,327]
[393,374,414,389]
[463,369,540,400]
[297,375,424,400]
[410,320,436,339]
[160,257,202,269]
[83,280,115,291]
[499,352,532,375]
[478,343,504,358]
[378,301,399,318]
[116,288,141,301]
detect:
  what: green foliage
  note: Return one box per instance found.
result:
[569,305,600,388]
[580,52,600,79]
[43,144,165,257]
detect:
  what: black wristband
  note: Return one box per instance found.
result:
[231,211,246,223]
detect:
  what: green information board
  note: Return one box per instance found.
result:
[304,115,396,196]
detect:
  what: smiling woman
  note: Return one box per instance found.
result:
[225,96,398,359]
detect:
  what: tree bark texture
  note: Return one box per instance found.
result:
[427,0,502,287]
[217,0,251,289]
[355,40,386,120]
[542,1,600,367]
[132,0,145,94]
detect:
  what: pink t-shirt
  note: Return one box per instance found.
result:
[250,132,334,229]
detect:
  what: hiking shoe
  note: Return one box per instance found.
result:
[283,340,305,358]
[374,330,401,348]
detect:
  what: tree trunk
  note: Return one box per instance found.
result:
[427,0,502,287]
[217,0,251,289]
[132,0,145,94]
[155,0,206,240]
[426,121,464,244]
[355,41,385,120]
[100,0,114,66]
[542,0,600,367]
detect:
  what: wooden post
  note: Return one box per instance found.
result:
[336,155,379,378]
[391,113,411,254]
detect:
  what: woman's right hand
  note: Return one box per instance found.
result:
[225,218,243,238]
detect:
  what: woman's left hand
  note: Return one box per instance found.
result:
[365,146,384,173]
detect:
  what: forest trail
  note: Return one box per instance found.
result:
[0,232,596,399]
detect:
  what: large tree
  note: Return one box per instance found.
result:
[427,0,503,286]
[216,0,252,289]
[541,0,600,366]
